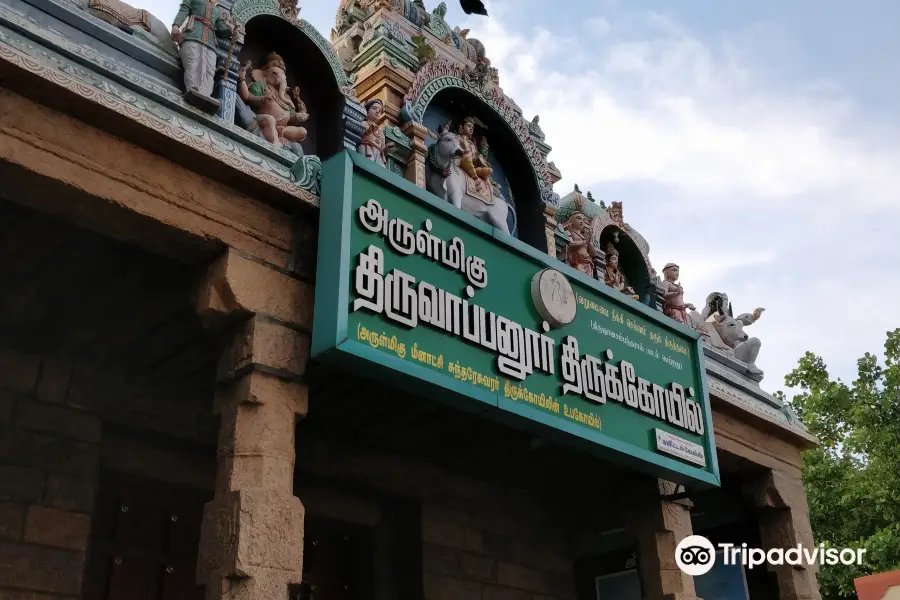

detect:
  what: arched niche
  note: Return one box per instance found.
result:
[229,0,357,158]
[404,62,556,251]
[596,224,655,307]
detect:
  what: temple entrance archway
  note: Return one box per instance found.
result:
[419,86,548,251]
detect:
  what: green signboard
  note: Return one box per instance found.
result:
[313,151,720,487]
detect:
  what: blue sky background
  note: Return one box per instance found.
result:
[140,0,900,395]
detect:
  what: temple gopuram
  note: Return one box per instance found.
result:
[0,0,822,599]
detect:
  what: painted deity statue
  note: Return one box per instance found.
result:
[170,0,236,111]
[456,116,494,201]
[237,53,309,148]
[560,199,599,278]
[661,263,696,325]
[604,240,639,300]
[357,99,395,168]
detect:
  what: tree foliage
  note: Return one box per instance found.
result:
[786,328,900,599]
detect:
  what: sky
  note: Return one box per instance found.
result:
[139,0,900,394]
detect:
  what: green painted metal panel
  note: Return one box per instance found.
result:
[313,150,720,488]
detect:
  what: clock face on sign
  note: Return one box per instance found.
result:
[531,268,577,329]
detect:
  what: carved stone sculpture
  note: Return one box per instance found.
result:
[688,292,766,379]
[357,99,395,168]
[170,0,235,112]
[556,192,598,278]
[604,236,639,300]
[425,130,516,235]
[237,53,309,149]
[660,263,695,325]
[455,116,495,204]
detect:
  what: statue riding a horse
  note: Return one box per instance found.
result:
[424,129,517,236]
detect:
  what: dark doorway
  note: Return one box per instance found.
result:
[82,474,211,600]
[292,517,375,600]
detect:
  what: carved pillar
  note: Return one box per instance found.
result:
[628,479,703,600]
[744,470,821,600]
[214,47,241,124]
[403,121,429,188]
[343,95,367,152]
[194,249,313,600]
[543,203,559,259]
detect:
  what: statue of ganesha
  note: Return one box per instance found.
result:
[237,52,309,148]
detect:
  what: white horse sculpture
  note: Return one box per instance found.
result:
[424,131,517,235]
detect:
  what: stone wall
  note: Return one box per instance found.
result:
[0,342,217,600]
[296,434,577,600]
[0,346,100,600]
[420,501,575,600]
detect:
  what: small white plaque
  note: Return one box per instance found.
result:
[655,429,706,467]
[530,268,577,328]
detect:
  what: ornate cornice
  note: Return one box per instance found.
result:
[402,59,560,206]
[0,21,318,205]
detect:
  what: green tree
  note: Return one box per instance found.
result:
[785,328,900,599]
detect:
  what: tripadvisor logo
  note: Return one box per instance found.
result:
[675,535,867,576]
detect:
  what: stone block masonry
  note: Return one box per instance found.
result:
[0,346,100,600]
[420,501,576,600]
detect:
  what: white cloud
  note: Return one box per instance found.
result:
[475,12,900,210]
[463,6,900,387]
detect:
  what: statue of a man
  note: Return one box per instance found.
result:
[237,53,309,148]
[661,263,695,325]
[561,206,598,278]
[604,241,639,300]
[170,0,235,109]
[357,99,395,168]
[457,117,493,185]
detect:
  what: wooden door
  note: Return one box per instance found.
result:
[82,475,211,600]
[291,517,374,600]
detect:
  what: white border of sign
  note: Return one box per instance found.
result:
[655,429,707,467]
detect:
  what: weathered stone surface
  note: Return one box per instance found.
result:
[510,542,572,575]
[459,552,496,582]
[23,505,91,551]
[0,390,15,424]
[422,506,467,550]
[482,585,530,600]
[198,490,304,583]
[216,317,310,382]
[423,543,460,575]
[44,473,97,514]
[0,501,25,540]
[16,400,101,443]
[197,490,304,592]
[196,250,313,330]
[746,470,821,600]
[424,574,484,600]
[482,532,513,561]
[35,358,73,404]
[0,428,99,475]
[497,563,555,595]
[628,479,700,600]
[199,371,308,600]
[0,346,40,393]
[0,541,84,594]
[0,90,294,268]
[0,465,44,502]
[0,591,77,600]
